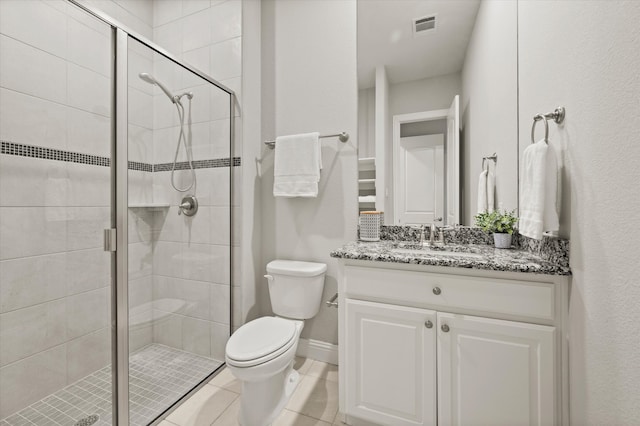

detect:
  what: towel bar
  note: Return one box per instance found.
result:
[264,132,349,149]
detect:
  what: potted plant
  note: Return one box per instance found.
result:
[474,209,518,249]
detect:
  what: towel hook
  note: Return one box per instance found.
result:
[531,113,549,144]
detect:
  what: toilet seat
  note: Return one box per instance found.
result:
[226,317,297,368]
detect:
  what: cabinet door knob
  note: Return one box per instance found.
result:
[433,287,442,295]
[425,320,433,329]
[441,324,450,332]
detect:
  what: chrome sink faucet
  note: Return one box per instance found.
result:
[416,224,438,247]
[427,223,452,246]
[414,223,450,247]
[415,225,426,246]
[429,223,439,246]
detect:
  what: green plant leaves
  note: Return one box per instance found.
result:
[473,209,518,234]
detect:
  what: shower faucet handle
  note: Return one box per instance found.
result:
[178,195,198,216]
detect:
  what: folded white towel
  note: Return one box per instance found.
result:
[273,132,321,197]
[519,140,560,239]
[358,195,376,204]
[477,169,488,214]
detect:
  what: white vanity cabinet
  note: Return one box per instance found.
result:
[345,299,437,426]
[338,260,570,426]
[437,312,555,426]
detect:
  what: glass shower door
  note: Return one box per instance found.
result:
[1,2,233,424]
[0,2,114,425]
[125,36,232,425]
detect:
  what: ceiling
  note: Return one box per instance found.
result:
[357,0,481,89]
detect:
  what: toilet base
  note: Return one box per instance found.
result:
[238,360,300,426]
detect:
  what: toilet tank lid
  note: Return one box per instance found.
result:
[266,260,327,277]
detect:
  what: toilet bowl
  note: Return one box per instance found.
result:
[225,260,327,426]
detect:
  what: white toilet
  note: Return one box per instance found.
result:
[225,259,327,426]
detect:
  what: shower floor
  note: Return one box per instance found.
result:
[1,344,223,426]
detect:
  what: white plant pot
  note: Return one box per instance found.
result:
[493,233,512,249]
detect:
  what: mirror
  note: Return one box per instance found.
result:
[357,0,519,226]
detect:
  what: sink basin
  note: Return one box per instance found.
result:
[390,247,484,259]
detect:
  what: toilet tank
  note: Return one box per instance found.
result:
[265,260,327,319]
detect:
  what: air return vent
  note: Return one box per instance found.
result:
[413,14,437,36]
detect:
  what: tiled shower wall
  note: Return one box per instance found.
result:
[127,36,156,356]
[149,0,241,359]
[0,0,239,418]
[0,0,115,418]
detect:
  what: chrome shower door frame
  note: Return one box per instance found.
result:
[67,1,235,425]
[113,28,129,425]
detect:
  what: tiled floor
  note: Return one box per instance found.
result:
[1,345,222,426]
[160,357,346,426]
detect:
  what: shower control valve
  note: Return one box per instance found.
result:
[178,195,198,216]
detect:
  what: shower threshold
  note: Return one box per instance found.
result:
[1,344,223,426]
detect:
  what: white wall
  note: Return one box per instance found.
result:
[375,66,390,218]
[357,87,375,159]
[389,73,461,118]
[80,0,154,39]
[461,0,518,223]
[261,0,358,344]
[518,1,640,423]
[239,0,263,329]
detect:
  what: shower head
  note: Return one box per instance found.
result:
[138,72,177,103]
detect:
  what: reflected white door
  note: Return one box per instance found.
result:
[396,134,444,224]
[446,95,460,225]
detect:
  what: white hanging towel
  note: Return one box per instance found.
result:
[477,169,495,214]
[477,169,488,214]
[487,169,495,213]
[273,132,321,197]
[519,140,560,240]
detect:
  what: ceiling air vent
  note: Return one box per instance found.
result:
[413,14,437,36]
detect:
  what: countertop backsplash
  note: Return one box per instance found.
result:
[357,225,570,269]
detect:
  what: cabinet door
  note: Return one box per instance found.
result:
[437,312,556,426]
[345,299,436,425]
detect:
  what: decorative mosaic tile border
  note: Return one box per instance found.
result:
[154,157,240,171]
[0,141,240,171]
[1,140,110,167]
[128,160,152,172]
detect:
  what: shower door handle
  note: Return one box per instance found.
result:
[103,228,117,252]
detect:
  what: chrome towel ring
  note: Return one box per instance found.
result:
[531,107,566,144]
[531,113,549,144]
[481,153,497,172]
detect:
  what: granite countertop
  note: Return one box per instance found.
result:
[330,240,571,276]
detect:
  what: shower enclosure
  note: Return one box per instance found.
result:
[0,1,233,425]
